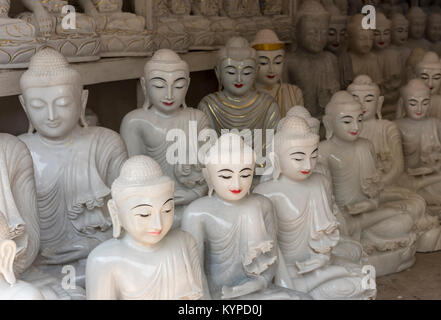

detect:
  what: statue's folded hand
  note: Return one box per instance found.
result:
[221,278,266,299]
[407,166,435,176]
[296,255,329,274]
[345,200,377,215]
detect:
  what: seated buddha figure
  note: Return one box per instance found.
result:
[339,14,383,91]
[191,0,236,47]
[416,51,441,120]
[252,29,304,118]
[395,79,441,217]
[426,13,441,55]
[259,0,293,43]
[322,1,347,57]
[18,48,128,281]
[220,0,258,42]
[0,0,41,68]
[198,37,281,168]
[373,13,404,119]
[86,156,203,300]
[181,133,310,300]
[319,91,417,276]
[406,6,431,51]
[286,0,340,118]
[390,13,411,82]
[121,49,210,227]
[19,0,100,62]
[254,116,376,300]
[79,0,153,57]
[349,75,441,253]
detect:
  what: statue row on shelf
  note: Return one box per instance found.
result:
[2,22,441,299]
[0,0,293,68]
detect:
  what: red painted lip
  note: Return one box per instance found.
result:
[332,43,339,47]
[267,75,276,79]
[430,87,433,90]
[363,110,367,114]
[379,42,385,45]
[162,101,174,106]
[148,230,162,236]
[416,112,423,116]
[301,170,311,175]
[234,84,244,88]
[230,189,242,194]
[350,131,358,135]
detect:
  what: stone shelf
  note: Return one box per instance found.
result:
[0,50,218,97]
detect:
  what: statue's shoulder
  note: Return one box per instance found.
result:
[253,180,277,195]
[82,126,123,143]
[0,133,28,152]
[183,196,214,218]
[168,229,197,248]
[318,140,333,155]
[356,137,374,149]
[248,193,273,209]
[121,108,152,124]
[88,238,124,264]
[183,107,210,122]
[17,132,37,146]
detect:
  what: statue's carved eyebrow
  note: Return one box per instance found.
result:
[163,198,174,205]
[150,77,166,82]
[312,148,319,153]
[274,55,284,60]
[258,56,270,60]
[366,94,375,98]
[131,204,152,210]
[341,115,353,120]
[174,77,187,82]
[218,169,234,173]
[240,168,253,173]
[290,152,305,156]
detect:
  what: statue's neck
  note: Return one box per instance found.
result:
[213,192,248,206]
[37,126,80,147]
[221,90,257,103]
[122,234,162,252]
[330,135,356,149]
[297,46,323,56]
[255,81,277,92]
[151,106,181,119]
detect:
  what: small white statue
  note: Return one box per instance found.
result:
[254,116,376,300]
[251,29,304,118]
[121,49,210,227]
[18,48,128,281]
[390,13,411,81]
[373,12,404,119]
[181,133,310,300]
[0,0,41,68]
[79,0,153,57]
[406,6,431,51]
[86,156,203,300]
[416,51,441,119]
[319,91,417,276]
[349,75,441,253]
[395,79,441,218]
[19,0,100,62]
[286,0,340,118]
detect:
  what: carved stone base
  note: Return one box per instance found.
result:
[0,39,43,69]
[155,18,191,53]
[41,34,101,63]
[209,17,238,47]
[182,16,216,51]
[272,15,294,43]
[99,31,154,57]
[235,18,258,43]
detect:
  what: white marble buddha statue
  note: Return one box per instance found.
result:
[427,13,441,56]
[86,155,203,300]
[19,0,100,62]
[286,0,340,118]
[319,91,417,276]
[121,49,210,227]
[339,14,383,91]
[259,0,293,43]
[191,0,236,47]
[198,37,281,167]
[18,48,128,281]
[406,6,431,51]
[390,13,411,81]
[323,1,347,56]
[79,0,153,56]
[416,51,441,119]
[395,79,441,217]
[373,13,404,119]
[254,116,376,300]
[0,0,41,68]
[252,29,304,118]
[181,133,310,300]
[349,75,441,253]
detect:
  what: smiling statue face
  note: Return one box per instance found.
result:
[207,161,254,202]
[148,70,189,115]
[419,68,441,93]
[350,89,380,121]
[220,58,257,97]
[330,103,364,142]
[391,23,409,45]
[114,183,174,246]
[256,49,285,87]
[279,144,318,181]
[22,85,82,141]
[327,22,347,54]
[404,90,431,120]
[374,25,391,50]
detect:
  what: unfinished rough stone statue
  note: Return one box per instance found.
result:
[349,75,441,253]
[121,49,209,227]
[0,0,42,68]
[252,29,303,117]
[339,14,383,90]
[427,13,441,56]
[18,48,128,283]
[79,0,153,56]
[373,12,403,119]
[395,79,441,218]
[19,0,100,62]
[322,1,347,56]
[86,155,203,300]
[181,133,310,300]
[221,0,258,42]
[390,13,411,81]
[260,0,293,43]
[406,6,431,51]
[416,51,441,119]
[286,0,340,118]
[319,91,417,276]
[254,116,377,300]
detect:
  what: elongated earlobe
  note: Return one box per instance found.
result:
[376,95,385,120]
[80,90,89,128]
[323,115,333,140]
[395,97,405,119]
[269,152,282,181]
[19,95,35,134]
[0,240,16,285]
[202,168,214,197]
[108,200,121,238]
[215,67,222,91]
[140,77,152,110]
